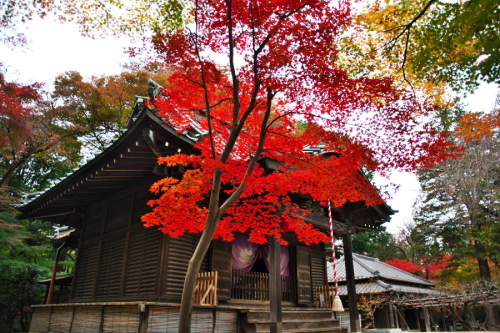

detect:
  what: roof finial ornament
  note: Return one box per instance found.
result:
[148,79,166,101]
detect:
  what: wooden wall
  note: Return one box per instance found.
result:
[296,243,326,305]
[71,180,209,303]
[71,178,326,305]
[163,233,209,302]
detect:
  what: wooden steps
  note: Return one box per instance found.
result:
[241,309,347,333]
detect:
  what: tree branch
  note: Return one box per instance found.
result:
[219,87,275,217]
[385,0,436,51]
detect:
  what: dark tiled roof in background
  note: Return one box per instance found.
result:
[336,281,442,296]
[327,253,434,286]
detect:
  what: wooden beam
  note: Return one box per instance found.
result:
[269,236,282,333]
[343,233,361,332]
[424,307,431,332]
[143,128,162,157]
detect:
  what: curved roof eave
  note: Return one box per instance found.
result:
[17,106,196,221]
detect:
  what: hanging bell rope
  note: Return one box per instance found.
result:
[328,200,344,312]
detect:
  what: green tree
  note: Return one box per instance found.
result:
[0,0,188,41]
[346,0,500,92]
[0,186,54,332]
[351,230,403,260]
[414,111,500,281]
[0,262,46,332]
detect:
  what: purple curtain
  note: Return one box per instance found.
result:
[232,236,290,276]
[280,246,290,276]
[261,245,290,276]
[232,236,261,271]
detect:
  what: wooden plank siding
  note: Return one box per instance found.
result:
[210,239,232,301]
[69,169,326,306]
[72,184,165,302]
[72,243,99,299]
[310,254,327,291]
[96,237,127,298]
[164,235,196,302]
[124,226,163,297]
[71,179,213,303]
[296,246,313,304]
[296,243,326,305]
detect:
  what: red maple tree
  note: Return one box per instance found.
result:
[139,0,457,330]
[384,255,451,281]
[0,69,42,188]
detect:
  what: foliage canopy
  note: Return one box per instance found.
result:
[142,0,457,245]
[139,1,459,330]
[347,0,500,92]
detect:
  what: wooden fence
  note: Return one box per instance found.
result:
[193,271,218,306]
[314,285,336,308]
[231,269,292,302]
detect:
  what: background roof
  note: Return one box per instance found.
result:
[327,253,434,286]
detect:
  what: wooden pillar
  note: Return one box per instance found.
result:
[388,301,395,328]
[343,233,361,332]
[138,304,148,333]
[423,307,431,332]
[415,308,421,331]
[46,241,66,304]
[394,305,400,329]
[269,236,282,333]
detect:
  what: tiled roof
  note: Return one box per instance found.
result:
[336,281,442,296]
[389,283,442,295]
[327,253,434,286]
[337,281,387,295]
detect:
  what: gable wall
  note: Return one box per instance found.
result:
[71,177,211,303]
[72,178,165,302]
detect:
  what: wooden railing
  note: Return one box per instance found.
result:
[193,271,218,306]
[315,285,336,308]
[231,269,292,302]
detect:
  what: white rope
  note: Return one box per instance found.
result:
[328,200,344,312]
[328,200,338,296]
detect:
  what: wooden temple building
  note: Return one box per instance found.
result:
[18,89,394,332]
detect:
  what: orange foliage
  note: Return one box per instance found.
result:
[455,112,500,142]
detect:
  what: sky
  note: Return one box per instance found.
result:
[1,17,131,84]
[2,16,498,234]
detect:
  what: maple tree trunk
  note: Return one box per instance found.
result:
[178,169,223,333]
[178,226,216,332]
